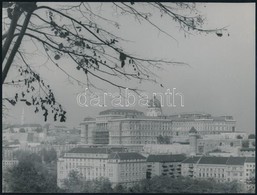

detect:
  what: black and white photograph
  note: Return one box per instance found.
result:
[2,1,255,193]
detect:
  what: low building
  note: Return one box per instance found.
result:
[181,156,255,186]
[57,147,146,188]
[146,154,187,179]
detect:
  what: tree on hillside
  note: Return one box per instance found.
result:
[2,2,227,121]
[4,152,58,193]
[62,170,113,193]
[113,183,128,193]
[62,170,84,192]
[40,148,57,163]
[14,150,41,163]
[128,176,245,193]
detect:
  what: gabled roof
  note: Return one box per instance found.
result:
[182,156,201,164]
[109,152,146,160]
[147,154,186,163]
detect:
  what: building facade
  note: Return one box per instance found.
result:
[146,154,187,179]
[80,99,236,145]
[57,147,147,188]
[171,114,236,140]
[181,156,255,187]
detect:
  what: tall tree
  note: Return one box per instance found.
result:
[128,176,245,193]
[62,171,113,193]
[4,152,58,193]
[62,170,84,192]
[2,2,226,121]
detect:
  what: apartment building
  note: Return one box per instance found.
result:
[57,147,146,188]
[193,157,228,182]
[181,156,201,178]
[181,156,255,186]
[146,154,187,179]
[2,146,19,192]
[2,146,19,171]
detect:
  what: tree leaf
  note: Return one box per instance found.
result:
[54,54,60,60]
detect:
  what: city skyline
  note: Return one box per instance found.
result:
[2,2,255,193]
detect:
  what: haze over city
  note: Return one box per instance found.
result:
[2,2,255,193]
[3,3,255,133]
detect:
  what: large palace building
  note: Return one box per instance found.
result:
[80,97,236,145]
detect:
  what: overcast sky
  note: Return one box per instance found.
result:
[3,3,255,133]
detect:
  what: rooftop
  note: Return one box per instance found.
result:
[169,114,235,122]
[226,157,246,165]
[83,117,96,121]
[198,157,229,165]
[108,152,146,160]
[182,156,201,164]
[10,124,42,128]
[245,157,255,163]
[187,156,252,165]
[147,154,187,163]
[99,109,144,116]
[67,147,111,154]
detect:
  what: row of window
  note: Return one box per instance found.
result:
[198,168,225,172]
[227,172,243,177]
[246,164,255,168]
[199,173,225,178]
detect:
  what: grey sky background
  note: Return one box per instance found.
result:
[3,3,255,133]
